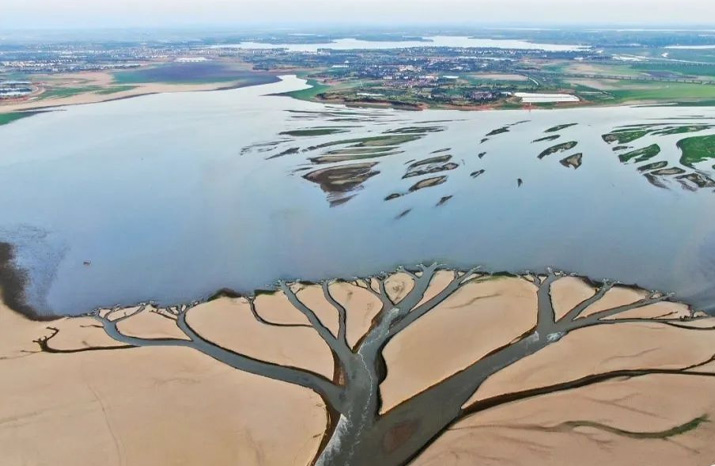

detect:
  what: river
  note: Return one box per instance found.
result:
[1,75,714,316]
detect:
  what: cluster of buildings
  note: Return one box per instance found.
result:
[0,59,141,74]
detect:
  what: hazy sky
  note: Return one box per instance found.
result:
[2,0,715,30]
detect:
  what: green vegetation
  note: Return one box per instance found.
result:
[608,82,715,104]
[403,155,458,178]
[409,176,447,192]
[41,86,101,99]
[652,124,713,136]
[280,128,349,137]
[538,141,578,159]
[409,155,452,168]
[602,129,650,145]
[95,85,137,95]
[285,79,332,101]
[631,62,715,78]
[677,135,715,167]
[619,144,661,163]
[533,135,561,143]
[545,123,577,133]
[638,161,668,172]
[553,415,708,440]
[303,162,379,195]
[486,126,510,137]
[0,112,38,126]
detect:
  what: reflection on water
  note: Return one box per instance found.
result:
[0,76,714,316]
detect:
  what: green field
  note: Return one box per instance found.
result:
[677,135,715,167]
[631,62,715,79]
[40,86,101,100]
[607,82,715,103]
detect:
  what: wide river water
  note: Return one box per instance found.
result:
[211,36,588,52]
[2,76,715,316]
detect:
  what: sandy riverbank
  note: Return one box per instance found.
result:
[0,70,278,114]
[1,271,714,465]
[0,82,239,114]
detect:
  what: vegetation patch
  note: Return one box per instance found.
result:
[436,196,453,207]
[303,162,379,194]
[0,112,39,126]
[538,141,578,159]
[545,123,577,133]
[284,79,332,101]
[266,147,300,160]
[409,176,448,192]
[652,124,713,136]
[41,86,101,99]
[533,134,561,143]
[602,129,650,145]
[677,134,715,167]
[638,161,669,172]
[280,128,349,137]
[619,144,661,163]
[485,126,510,137]
[403,160,459,179]
[94,85,137,95]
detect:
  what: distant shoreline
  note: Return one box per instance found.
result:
[3,72,714,118]
[0,73,280,115]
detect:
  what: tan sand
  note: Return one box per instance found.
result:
[187,296,335,379]
[0,82,229,114]
[380,276,538,413]
[1,271,714,466]
[415,376,715,466]
[0,300,326,466]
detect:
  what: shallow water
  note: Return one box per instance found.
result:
[211,36,588,52]
[1,76,715,316]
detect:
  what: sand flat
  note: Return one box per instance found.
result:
[1,270,714,466]
[415,376,715,466]
[0,300,326,466]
